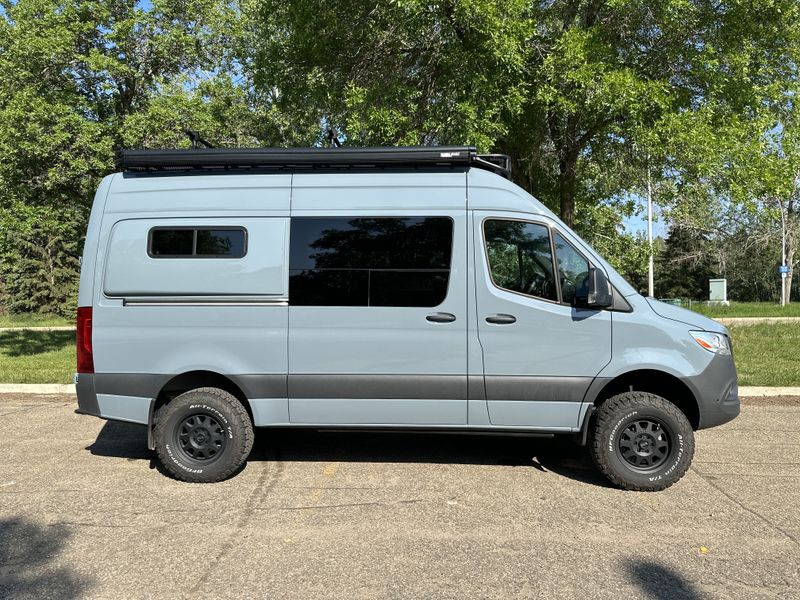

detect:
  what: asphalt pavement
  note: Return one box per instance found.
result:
[1,394,798,599]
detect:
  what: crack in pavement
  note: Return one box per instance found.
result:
[48,521,133,529]
[188,453,284,595]
[691,465,799,546]
[0,403,70,417]
[274,499,423,511]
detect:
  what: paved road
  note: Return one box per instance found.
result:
[1,394,798,599]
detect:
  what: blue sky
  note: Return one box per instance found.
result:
[622,194,666,238]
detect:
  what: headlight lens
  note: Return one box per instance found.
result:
[690,331,731,354]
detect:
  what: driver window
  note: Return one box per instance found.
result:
[554,232,590,305]
[484,220,557,301]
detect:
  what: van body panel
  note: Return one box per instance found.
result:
[88,180,291,419]
[646,297,727,333]
[471,210,612,427]
[249,398,290,425]
[77,174,114,307]
[89,175,292,417]
[95,393,151,424]
[289,399,465,425]
[288,175,468,425]
[602,294,714,380]
[291,171,467,211]
[91,304,288,376]
[486,400,586,431]
[103,217,288,297]
[107,172,291,214]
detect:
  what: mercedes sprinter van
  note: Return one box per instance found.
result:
[75,146,739,490]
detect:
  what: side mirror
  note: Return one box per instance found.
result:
[577,267,613,309]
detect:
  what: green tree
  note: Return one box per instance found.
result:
[0,0,253,313]
[249,0,798,282]
[250,1,799,223]
[655,225,715,300]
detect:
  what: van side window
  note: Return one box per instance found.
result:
[149,228,246,258]
[484,220,557,301]
[289,217,453,307]
[554,233,590,305]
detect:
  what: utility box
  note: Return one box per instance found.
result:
[708,278,729,306]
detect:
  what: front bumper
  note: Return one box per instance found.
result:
[685,353,740,430]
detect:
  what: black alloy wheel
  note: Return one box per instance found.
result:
[175,413,227,463]
[617,418,671,471]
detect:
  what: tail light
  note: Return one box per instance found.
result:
[76,307,94,373]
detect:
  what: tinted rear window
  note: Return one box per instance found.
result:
[289,217,453,307]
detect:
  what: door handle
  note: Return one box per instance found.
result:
[426,312,457,323]
[485,314,516,325]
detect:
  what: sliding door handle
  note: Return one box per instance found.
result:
[426,312,456,323]
[485,314,516,325]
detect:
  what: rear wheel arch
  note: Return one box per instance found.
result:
[148,371,254,449]
[592,369,700,430]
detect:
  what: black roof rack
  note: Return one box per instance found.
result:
[116,146,512,179]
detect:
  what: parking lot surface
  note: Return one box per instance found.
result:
[1,394,799,599]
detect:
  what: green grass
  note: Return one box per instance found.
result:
[0,324,797,387]
[0,330,75,383]
[687,301,800,318]
[0,313,73,327]
[728,323,800,387]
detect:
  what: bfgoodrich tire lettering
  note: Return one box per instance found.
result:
[154,387,254,483]
[591,391,695,492]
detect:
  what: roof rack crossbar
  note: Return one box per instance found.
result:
[116,146,512,179]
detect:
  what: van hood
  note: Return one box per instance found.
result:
[645,298,727,333]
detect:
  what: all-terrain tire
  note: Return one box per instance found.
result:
[154,387,254,483]
[591,391,695,492]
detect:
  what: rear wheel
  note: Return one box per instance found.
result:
[591,391,694,491]
[154,387,254,483]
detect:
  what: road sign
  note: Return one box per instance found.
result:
[779,265,790,274]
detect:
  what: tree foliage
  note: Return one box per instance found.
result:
[0,0,254,312]
[1,0,799,312]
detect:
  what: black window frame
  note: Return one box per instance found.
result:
[482,217,598,307]
[148,226,248,259]
[288,215,455,308]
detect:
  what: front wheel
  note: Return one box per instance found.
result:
[154,387,254,483]
[591,391,695,492]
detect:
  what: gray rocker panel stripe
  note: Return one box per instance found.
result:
[93,373,288,399]
[484,375,594,403]
[91,373,594,403]
[289,374,467,400]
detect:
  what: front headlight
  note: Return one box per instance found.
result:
[690,331,731,355]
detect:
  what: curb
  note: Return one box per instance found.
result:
[737,386,800,397]
[1,384,799,397]
[716,317,800,326]
[0,384,75,394]
[0,326,75,332]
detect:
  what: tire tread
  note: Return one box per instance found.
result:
[154,387,254,483]
[591,391,695,492]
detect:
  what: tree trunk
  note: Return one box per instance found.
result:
[784,198,797,305]
[558,151,578,228]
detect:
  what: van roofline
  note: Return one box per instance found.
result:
[116,146,512,180]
